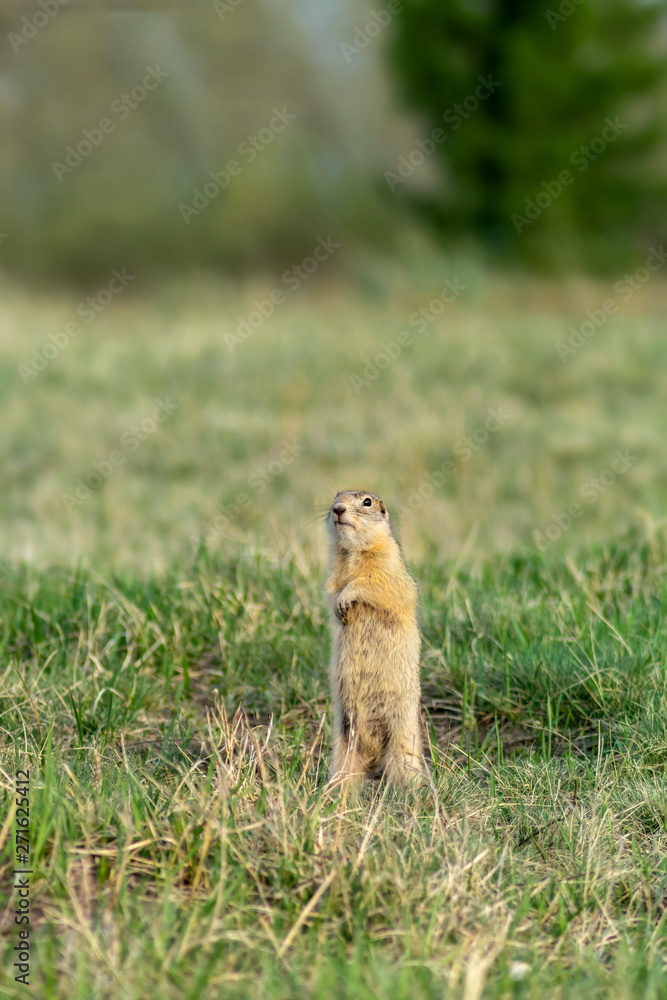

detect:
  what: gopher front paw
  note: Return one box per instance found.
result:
[336,596,357,623]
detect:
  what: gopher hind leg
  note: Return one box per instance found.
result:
[381,748,424,785]
[329,731,367,786]
[381,725,425,785]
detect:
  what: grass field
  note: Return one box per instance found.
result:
[2,256,667,997]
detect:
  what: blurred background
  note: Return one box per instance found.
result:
[1,0,666,569]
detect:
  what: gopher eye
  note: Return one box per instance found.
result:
[362,497,372,506]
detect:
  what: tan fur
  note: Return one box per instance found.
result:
[325,489,425,786]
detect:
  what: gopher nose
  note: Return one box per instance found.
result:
[332,504,347,518]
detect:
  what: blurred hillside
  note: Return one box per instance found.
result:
[1,0,665,282]
[0,0,407,281]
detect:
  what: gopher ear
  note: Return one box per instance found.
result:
[379,500,386,515]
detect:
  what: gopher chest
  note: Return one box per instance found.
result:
[334,604,418,689]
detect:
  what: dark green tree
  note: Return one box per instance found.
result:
[390,0,666,269]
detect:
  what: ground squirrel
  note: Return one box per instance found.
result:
[325,490,425,785]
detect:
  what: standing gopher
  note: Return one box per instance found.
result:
[325,490,424,785]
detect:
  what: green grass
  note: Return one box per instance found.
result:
[2,539,667,998]
[2,253,666,568]
[2,259,667,997]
